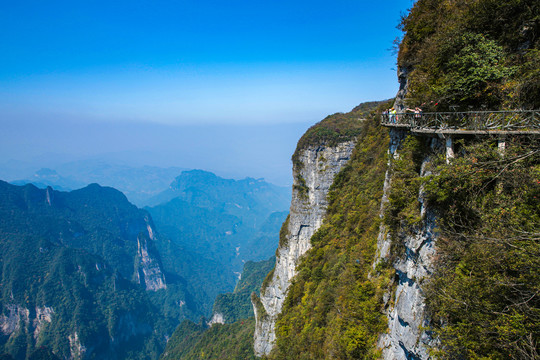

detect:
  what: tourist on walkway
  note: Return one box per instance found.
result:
[389,108,396,123]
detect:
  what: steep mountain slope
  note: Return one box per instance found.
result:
[256,103,392,359]
[0,182,188,359]
[259,111,538,360]
[384,1,540,358]
[257,1,540,359]
[252,114,362,355]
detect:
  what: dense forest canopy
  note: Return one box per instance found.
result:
[398,0,540,110]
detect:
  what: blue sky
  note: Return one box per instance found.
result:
[0,0,413,185]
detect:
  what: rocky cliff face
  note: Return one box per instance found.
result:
[135,219,167,291]
[0,304,55,353]
[207,312,225,326]
[393,66,410,112]
[375,129,439,360]
[0,305,30,337]
[252,140,356,356]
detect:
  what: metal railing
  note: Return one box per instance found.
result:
[381,110,540,132]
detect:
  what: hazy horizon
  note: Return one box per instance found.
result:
[1,0,413,186]
[0,120,314,186]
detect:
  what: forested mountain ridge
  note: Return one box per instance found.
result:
[9,163,187,207]
[0,181,176,359]
[0,169,289,359]
[147,170,290,278]
[146,169,290,210]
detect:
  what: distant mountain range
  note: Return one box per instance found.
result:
[0,169,289,359]
[146,170,290,273]
[9,161,187,206]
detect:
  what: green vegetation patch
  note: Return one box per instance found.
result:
[212,257,276,323]
[162,256,275,359]
[384,135,430,258]
[293,174,309,199]
[277,214,290,249]
[161,318,257,360]
[398,0,540,110]
[421,138,540,359]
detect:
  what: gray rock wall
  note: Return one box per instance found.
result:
[0,304,30,336]
[0,304,55,352]
[135,218,167,291]
[252,140,356,356]
[375,130,439,360]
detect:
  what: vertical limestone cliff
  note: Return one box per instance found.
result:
[252,140,356,356]
[135,218,167,291]
[375,129,440,360]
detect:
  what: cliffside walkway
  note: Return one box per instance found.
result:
[381,110,540,135]
[381,110,540,162]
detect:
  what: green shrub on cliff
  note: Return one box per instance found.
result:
[422,138,540,359]
[384,135,427,233]
[161,318,257,360]
[398,0,540,110]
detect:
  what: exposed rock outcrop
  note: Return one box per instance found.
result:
[135,219,167,291]
[207,312,225,326]
[0,304,29,336]
[252,140,356,356]
[1,304,55,347]
[375,130,439,360]
[69,332,87,360]
[33,306,54,339]
[393,65,411,112]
